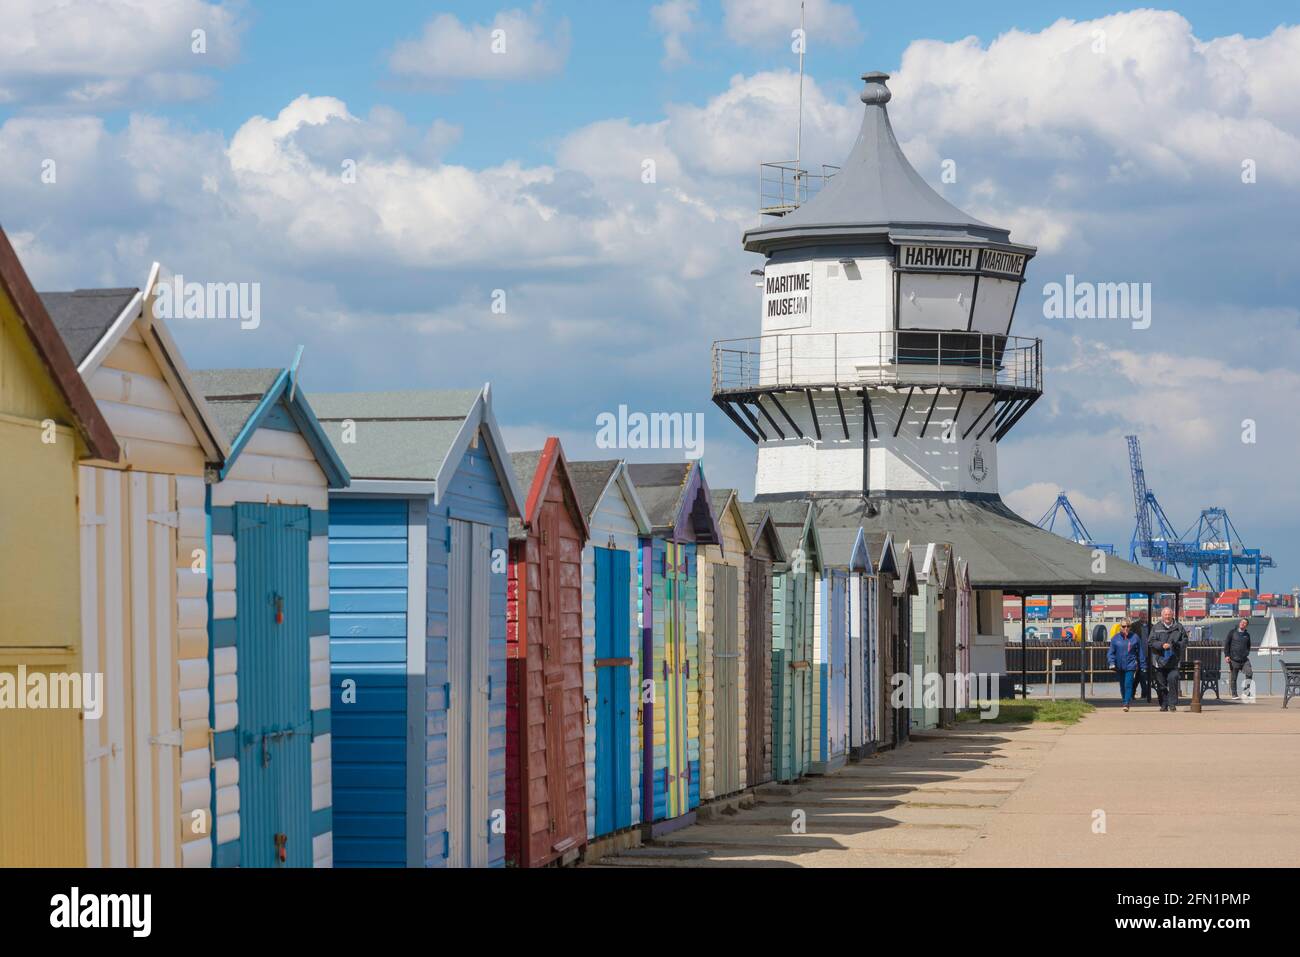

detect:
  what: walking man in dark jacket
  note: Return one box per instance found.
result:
[1224,618,1253,698]
[1148,607,1189,711]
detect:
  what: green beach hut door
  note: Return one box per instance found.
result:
[235,503,313,868]
[447,519,491,868]
[712,563,740,796]
[791,572,808,777]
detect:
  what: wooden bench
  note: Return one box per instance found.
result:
[1285,663,1300,709]
[1178,662,1221,701]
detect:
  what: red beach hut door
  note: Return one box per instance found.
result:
[539,505,571,854]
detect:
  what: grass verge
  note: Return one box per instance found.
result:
[957,698,1096,725]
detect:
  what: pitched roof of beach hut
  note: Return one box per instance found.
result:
[40,264,228,464]
[508,438,590,542]
[566,459,652,535]
[0,224,117,460]
[625,461,720,543]
[193,363,349,488]
[310,386,522,514]
[737,502,788,564]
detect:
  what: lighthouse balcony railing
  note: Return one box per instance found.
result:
[711,330,1042,396]
[758,161,840,217]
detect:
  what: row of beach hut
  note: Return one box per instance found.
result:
[0,239,980,867]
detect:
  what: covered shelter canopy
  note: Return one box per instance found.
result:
[794,493,1186,595]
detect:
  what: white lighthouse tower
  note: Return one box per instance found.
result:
[713,72,1041,502]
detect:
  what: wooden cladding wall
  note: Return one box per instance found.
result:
[506,474,587,866]
[745,555,772,786]
[697,506,747,800]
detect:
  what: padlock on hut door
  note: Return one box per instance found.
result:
[271,591,284,625]
[274,832,288,865]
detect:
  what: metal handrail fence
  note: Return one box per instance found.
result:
[1005,640,1292,695]
[712,330,1042,395]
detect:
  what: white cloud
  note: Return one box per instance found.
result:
[663,70,857,177]
[651,0,700,69]
[1004,481,1126,530]
[0,0,242,107]
[890,12,1300,186]
[721,0,861,50]
[388,6,570,83]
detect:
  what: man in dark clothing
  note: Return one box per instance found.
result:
[1148,607,1190,711]
[1223,618,1253,698]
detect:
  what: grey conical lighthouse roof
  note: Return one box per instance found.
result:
[744,72,1029,255]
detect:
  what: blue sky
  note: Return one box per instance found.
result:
[1,1,1296,592]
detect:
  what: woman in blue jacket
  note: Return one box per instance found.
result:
[1107,620,1145,711]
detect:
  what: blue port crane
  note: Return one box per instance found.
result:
[1036,493,1114,554]
[1125,435,1275,591]
[1183,507,1275,594]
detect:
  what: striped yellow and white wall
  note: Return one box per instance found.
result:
[76,316,215,867]
[697,504,747,800]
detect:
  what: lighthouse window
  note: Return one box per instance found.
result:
[896,273,976,330]
[969,277,1019,335]
[896,331,993,367]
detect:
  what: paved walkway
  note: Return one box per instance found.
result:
[590,697,1299,868]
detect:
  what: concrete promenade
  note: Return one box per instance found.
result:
[589,697,1299,868]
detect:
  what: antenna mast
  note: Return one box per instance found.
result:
[796,1,805,201]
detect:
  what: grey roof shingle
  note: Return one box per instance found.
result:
[307,389,480,482]
[709,488,735,522]
[764,499,815,558]
[743,73,1021,254]
[807,493,1184,593]
[567,460,621,519]
[818,526,861,570]
[737,501,769,537]
[192,368,283,444]
[508,450,543,539]
[626,463,691,532]
[39,287,139,365]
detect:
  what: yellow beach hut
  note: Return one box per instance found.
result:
[0,226,120,867]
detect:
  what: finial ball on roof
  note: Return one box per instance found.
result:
[860,71,891,105]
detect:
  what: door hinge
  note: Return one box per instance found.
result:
[147,510,179,528]
[86,743,119,761]
[445,523,453,551]
[546,700,552,716]
[80,514,106,527]
[149,728,183,748]
[444,682,452,710]
[442,830,451,859]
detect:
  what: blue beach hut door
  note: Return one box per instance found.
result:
[594,547,633,835]
[447,518,491,868]
[235,503,313,868]
[830,573,847,758]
